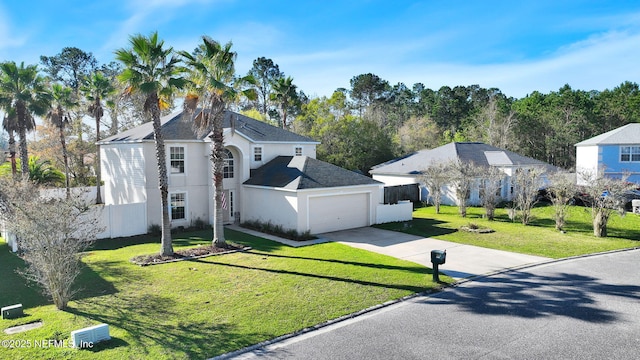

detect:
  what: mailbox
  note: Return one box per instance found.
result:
[430,250,446,283]
[431,250,446,265]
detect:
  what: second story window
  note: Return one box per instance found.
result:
[170,146,185,174]
[254,146,262,162]
[295,146,303,156]
[621,146,640,162]
[223,149,234,178]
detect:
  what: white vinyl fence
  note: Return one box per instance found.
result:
[1,187,148,252]
[376,201,413,224]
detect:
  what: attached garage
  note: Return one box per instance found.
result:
[243,156,382,234]
[308,193,370,233]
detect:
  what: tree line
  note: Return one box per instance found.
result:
[289,76,640,173]
[3,46,640,182]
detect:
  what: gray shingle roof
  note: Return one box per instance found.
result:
[370,142,556,175]
[575,123,640,146]
[100,110,318,144]
[244,156,382,190]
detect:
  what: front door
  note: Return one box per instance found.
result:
[222,190,235,224]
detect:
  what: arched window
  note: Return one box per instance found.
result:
[223,149,234,178]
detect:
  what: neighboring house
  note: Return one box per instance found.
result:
[99,110,409,237]
[575,123,640,185]
[370,142,557,206]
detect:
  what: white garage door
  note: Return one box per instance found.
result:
[309,193,369,234]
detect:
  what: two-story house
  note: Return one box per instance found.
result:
[575,123,640,185]
[99,110,407,238]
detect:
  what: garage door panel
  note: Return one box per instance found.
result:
[309,193,369,233]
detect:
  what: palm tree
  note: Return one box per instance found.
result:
[270,76,299,129]
[81,72,115,204]
[180,36,255,247]
[46,83,76,198]
[0,156,65,187]
[26,156,65,186]
[115,32,186,257]
[0,62,51,176]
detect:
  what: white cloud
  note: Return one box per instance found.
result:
[99,0,227,56]
[277,27,640,99]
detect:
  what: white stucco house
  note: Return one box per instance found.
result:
[575,123,640,185]
[370,142,558,206]
[98,110,410,238]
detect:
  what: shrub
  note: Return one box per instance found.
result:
[192,217,207,230]
[460,222,494,234]
[148,223,161,236]
[241,220,316,241]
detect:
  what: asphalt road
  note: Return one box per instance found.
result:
[231,249,640,360]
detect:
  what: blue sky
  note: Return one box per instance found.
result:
[1,0,639,98]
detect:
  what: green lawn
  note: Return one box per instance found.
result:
[0,228,446,359]
[376,205,640,258]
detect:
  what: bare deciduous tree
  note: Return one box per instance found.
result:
[547,171,577,230]
[512,167,546,225]
[477,96,517,150]
[0,179,102,310]
[449,161,479,217]
[577,171,634,237]
[478,166,504,220]
[419,161,451,213]
[396,116,441,154]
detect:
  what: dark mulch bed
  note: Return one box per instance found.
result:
[131,243,250,266]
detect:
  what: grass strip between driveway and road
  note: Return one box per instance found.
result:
[0,227,445,359]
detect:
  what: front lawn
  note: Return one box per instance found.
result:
[0,228,445,359]
[376,205,640,258]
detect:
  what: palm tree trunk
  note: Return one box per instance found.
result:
[8,130,17,176]
[59,126,70,199]
[282,107,287,129]
[18,123,29,176]
[150,96,173,256]
[109,104,119,136]
[211,106,227,247]
[95,115,103,204]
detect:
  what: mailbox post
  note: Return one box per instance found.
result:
[430,250,446,282]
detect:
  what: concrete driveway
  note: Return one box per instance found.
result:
[318,227,551,279]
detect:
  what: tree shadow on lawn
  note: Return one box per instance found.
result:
[374,218,457,238]
[0,243,117,309]
[243,250,427,274]
[89,229,213,251]
[0,246,49,308]
[423,270,640,323]
[74,260,124,300]
[69,293,266,358]
[188,257,429,293]
[225,228,288,253]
